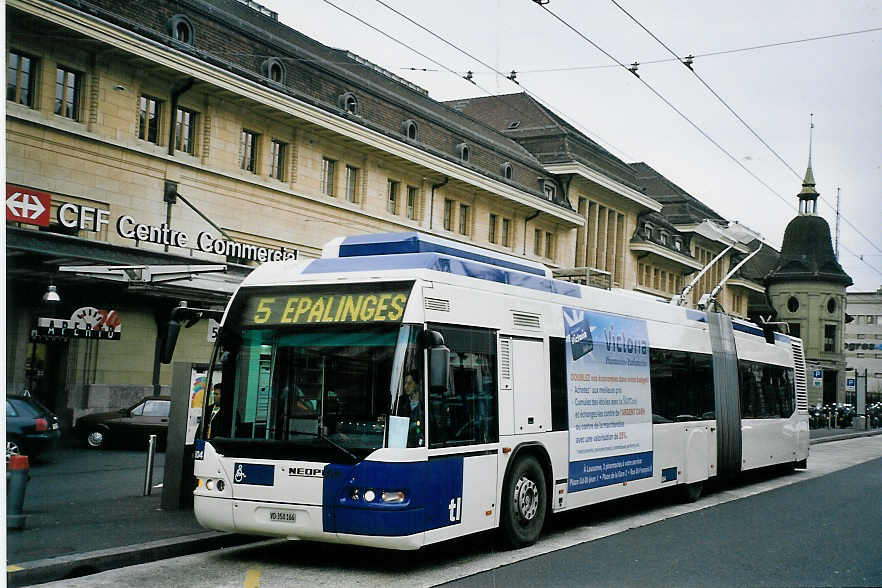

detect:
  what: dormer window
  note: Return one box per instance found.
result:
[262,57,286,84]
[456,142,470,162]
[501,162,513,180]
[507,120,521,129]
[339,92,359,115]
[167,15,194,45]
[543,182,555,200]
[673,237,682,251]
[643,223,653,239]
[402,119,418,140]
[659,230,668,246]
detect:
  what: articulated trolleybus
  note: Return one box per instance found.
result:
[190,232,808,549]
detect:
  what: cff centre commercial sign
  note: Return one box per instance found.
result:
[563,307,653,493]
[6,184,297,263]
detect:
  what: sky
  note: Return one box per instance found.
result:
[260,0,881,291]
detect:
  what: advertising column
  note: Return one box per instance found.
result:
[563,307,653,492]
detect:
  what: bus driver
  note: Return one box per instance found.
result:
[397,369,424,446]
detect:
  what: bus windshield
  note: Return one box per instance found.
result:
[209,322,422,459]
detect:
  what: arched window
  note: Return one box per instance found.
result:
[167,15,194,45]
[501,162,513,180]
[787,296,799,313]
[402,119,418,140]
[339,92,359,115]
[261,58,286,84]
[827,297,836,314]
[456,142,470,162]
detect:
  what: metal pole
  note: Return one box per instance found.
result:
[144,434,157,496]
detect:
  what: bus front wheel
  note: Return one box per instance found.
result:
[501,455,547,548]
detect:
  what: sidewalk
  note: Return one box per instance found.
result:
[7,428,882,586]
[6,447,257,587]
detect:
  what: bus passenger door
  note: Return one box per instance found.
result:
[510,337,549,435]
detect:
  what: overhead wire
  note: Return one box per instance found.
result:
[608,0,882,258]
[368,0,638,162]
[533,1,881,278]
[403,26,882,75]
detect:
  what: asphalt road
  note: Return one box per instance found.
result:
[446,457,882,587]
[34,436,881,587]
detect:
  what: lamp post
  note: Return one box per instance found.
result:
[27,284,62,396]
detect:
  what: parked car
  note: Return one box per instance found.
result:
[74,396,171,449]
[6,395,61,462]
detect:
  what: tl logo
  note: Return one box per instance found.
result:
[448,497,462,523]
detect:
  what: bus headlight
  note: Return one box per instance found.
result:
[206,479,215,491]
[363,489,376,502]
[381,491,405,503]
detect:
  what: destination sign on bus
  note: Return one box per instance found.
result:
[243,288,410,326]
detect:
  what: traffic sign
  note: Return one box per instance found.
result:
[6,184,51,226]
[812,369,823,379]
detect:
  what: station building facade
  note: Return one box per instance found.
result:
[5,0,768,432]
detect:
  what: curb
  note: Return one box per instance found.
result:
[809,429,882,445]
[6,532,262,587]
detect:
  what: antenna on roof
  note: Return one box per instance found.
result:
[835,187,841,260]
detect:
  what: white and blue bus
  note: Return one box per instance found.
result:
[187,232,808,549]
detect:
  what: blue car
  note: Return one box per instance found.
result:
[6,395,61,462]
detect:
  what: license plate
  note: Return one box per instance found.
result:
[268,510,297,523]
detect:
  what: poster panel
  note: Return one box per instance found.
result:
[563,306,653,492]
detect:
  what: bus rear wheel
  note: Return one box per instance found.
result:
[500,455,547,548]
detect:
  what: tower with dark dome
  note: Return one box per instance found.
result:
[766,136,852,406]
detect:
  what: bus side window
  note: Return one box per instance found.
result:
[549,337,568,431]
[427,324,498,447]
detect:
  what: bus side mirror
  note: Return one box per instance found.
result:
[161,318,181,364]
[428,346,449,393]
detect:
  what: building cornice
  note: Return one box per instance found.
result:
[630,241,703,270]
[727,278,766,294]
[12,0,582,227]
[544,162,662,212]
[674,221,751,253]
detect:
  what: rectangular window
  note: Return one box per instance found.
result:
[406,186,417,220]
[824,324,836,352]
[459,204,470,235]
[443,199,453,231]
[488,214,498,244]
[345,165,358,202]
[739,360,795,419]
[788,323,801,338]
[7,50,36,107]
[270,139,287,180]
[388,180,399,214]
[544,231,553,259]
[321,157,336,196]
[427,324,498,447]
[649,349,715,422]
[501,218,511,247]
[175,107,197,154]
[534,229,542,255]
[138,95,161,144]
[240,130,258,172]
[549,337,568,431]
[54,66,81,120]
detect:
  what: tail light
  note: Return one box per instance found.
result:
[35,418,49,432]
